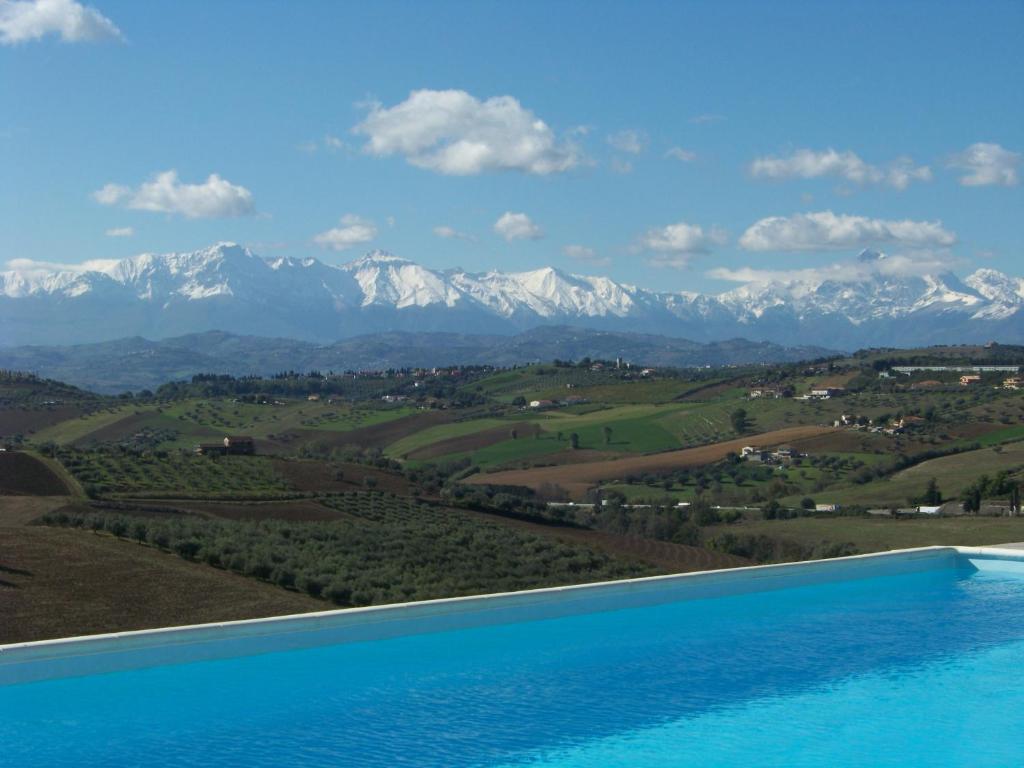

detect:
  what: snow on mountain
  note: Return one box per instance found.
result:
[1,242,1021,347]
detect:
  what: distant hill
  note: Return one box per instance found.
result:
[0,328,836,393]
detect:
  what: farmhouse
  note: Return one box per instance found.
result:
[529,399,556,409]
[1004,377,1023,390]
[196,436,256,456]
[959,375,982,386]
[749,388,783,399]
[809,387,844,399]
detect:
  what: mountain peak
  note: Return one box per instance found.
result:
[856,249,886,263]
[345,250,412,269]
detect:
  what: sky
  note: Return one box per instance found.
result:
[1,0,1022,294]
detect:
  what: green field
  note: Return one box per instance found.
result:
[30,398,418,451]
[54,448,295,499]
[705,515,1024,554]
[797,443,1024,508]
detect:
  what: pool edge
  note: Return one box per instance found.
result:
[3,545,1021,686]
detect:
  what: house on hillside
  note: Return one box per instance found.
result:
[529,399,556,409]
[198,435,256,456]
[810,387,844,399]
[749,387,783,399]
[1004,377,1023,390]
[960,374,982,386]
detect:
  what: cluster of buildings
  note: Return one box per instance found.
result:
[740,445,801,464]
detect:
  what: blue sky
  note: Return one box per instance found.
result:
[2,0,1022,293]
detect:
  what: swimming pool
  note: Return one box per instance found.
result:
[2,547,1023,767]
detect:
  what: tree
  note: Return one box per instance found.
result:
[922,478,942,505]
[730,408,749,434]
[602,426,613,445]
[569,432,580,449]
[509,427,518,440]
[801,497,816,510]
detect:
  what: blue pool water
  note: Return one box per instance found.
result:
[2,559,1024,767]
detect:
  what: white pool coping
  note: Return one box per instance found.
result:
[2,545,1022,686]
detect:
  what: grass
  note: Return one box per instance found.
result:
[973,424,1024,446]
[704,515,1024,554]
[799,442,1024,508]
[55,449,295,499]
[28,398,420,452]
[31,404,138,444]
[385,417,506,457]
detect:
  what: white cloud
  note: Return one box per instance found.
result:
[494,212,543,241]
[104,226,132,237]
[607,129,646,155]
[708,251,961,285]
[0,0,121,44]
[749,148,931,189]
[313,214,377,251]
[299,134,347,154]
[665,147,697,162]
[5,256,120,275]
[610,157,633,174]
[949,142,1020,187]
[354,89,582,175]
[562,244,609,266]
[433,225,474,241]
[92,170,254,218]
[739,211,956,252]
[638,221,726,268]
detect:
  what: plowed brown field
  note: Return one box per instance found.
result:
[466,426,837,497]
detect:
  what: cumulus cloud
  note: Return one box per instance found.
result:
[104,226,133,237]
[92,170,254,219]
[739,211,956,252]
[354,89,582,175]
[0,0,121,44]
[433,225,474,242]
[562,244,609,267]
[708,251,961,285]
[313,214,377,251]
[750,148,931,189]
[607,129,646,155]
[948,142,1020,187]
[494,212,543,241]
[665,147,697,162]
[638,221,727,268]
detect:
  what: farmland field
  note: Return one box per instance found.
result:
[466,426,837,497]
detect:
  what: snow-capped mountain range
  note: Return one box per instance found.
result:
[2,243,1021,348]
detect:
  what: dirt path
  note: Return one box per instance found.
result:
[466,425,837,498]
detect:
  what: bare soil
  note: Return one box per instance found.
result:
[286,410,455,451]
[406,426,511,460]
[467,426,838,497]
[0,523,322,644]
[464,508,750,573]
[270,458,414,495]
[0,452,72,495]
[0,406,85,436]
